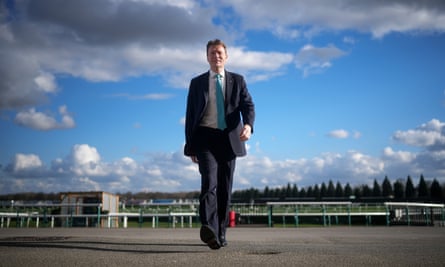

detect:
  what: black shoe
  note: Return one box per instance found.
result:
[200,225,221,250]
[219,235,228,247]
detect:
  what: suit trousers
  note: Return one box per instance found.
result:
[195,127,236,238]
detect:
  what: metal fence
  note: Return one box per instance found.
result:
[1,202,444,228]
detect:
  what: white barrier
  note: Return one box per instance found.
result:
[0,211,198,229]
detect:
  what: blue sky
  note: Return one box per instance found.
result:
[1,0,445,194]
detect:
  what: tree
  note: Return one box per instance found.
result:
[372,179,381,197]
[306,186,313,198]
[335,181,344,198]
[313,185,320,200]
[430,179,443,202]
[285,183,292,198]
[292,184,299,197]
[279,186,287,199]
[362,184,372,198]
[344,183,353,198]
[405,176,415,199]
[327,180,335,198]
[273,187,279,198]
[320,183,327,199]
[353,187,362,199]
[263,186,270,198]
[418,174,429,199]
[382,176,393,198]
[393,179,405,200]
[299,188,307,198]
[248,187,260,201]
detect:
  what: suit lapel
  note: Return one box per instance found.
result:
[224,71,233,108]
[202,72,210,102]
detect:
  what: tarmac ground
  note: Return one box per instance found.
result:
[1,226,444,266]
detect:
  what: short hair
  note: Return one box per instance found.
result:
[206,39,227,55]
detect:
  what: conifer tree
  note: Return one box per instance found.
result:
[418,174,429,199]
[405,175,415,199]
[393,180,405,200]
[335,181,344,198]
[382,176,393,197]
[344,183,353,198]
[327,180,335,198]
[430,179,443,201]
[320,183,327,199]
[373,179,382,197]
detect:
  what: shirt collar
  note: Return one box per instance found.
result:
[210,70,224,78]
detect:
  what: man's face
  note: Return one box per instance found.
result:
[207,44,227,71]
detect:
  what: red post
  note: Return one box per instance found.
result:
[229,211,236,227]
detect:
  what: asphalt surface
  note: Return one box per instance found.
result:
[1,226,444,266]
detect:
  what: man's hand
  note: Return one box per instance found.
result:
[190,156,199,164]
[240,124,252,141]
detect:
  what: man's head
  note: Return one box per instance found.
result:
[207,39,228,73]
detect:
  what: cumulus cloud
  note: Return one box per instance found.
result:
[2,143,201,193]
[34,72,58,93]
[2,0,443,112]
[1,1,444,193]
[234,150,385,189]
[179,117,186,126]
[14,105,75,130]
[295,44,346,76]
[110,93,175,100]
[393,119,445,150]
[224,0,445,38]
[326,129,361,139]
[391,119,445,176]
[0,0,296,110]
[327,129,349,139]
[0,0,214,109]
[2,117,445,194]
[69,144,107,176]
[9,153,43,172]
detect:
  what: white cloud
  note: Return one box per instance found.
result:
[327,129,349,139]
[0,0,223,109]
[229,47,293,71]
[59,106,76,128]
[1,119,444,193]
[0,0,293,110]
[326,129,362,139]
[110,93,175,100]
[383,147,415,163]
[14,105,75,131]
[295,44,346,77]
[179,117,186,126]
[224,0,445,38]
[76,177,101,191]
[353,131,362,139]
[34,72,57,93]
[343,36,356,44]
[1,0,444,111]
[393,119,445,149]
[11,154,43,172]
[69,144,108,176]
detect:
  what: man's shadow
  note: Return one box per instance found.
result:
[0,237,206,254]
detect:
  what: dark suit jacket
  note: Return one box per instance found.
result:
[184,70,255,157]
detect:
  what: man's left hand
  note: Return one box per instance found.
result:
[240,124,252,141]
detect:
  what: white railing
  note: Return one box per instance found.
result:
[2,201,444,228]
[0,211,198,229]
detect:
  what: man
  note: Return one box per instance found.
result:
[184,39,255,249]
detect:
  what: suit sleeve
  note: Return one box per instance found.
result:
[239,76,255,133]
[184,80,196,156]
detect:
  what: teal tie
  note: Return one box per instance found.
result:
[216,74,226,130]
